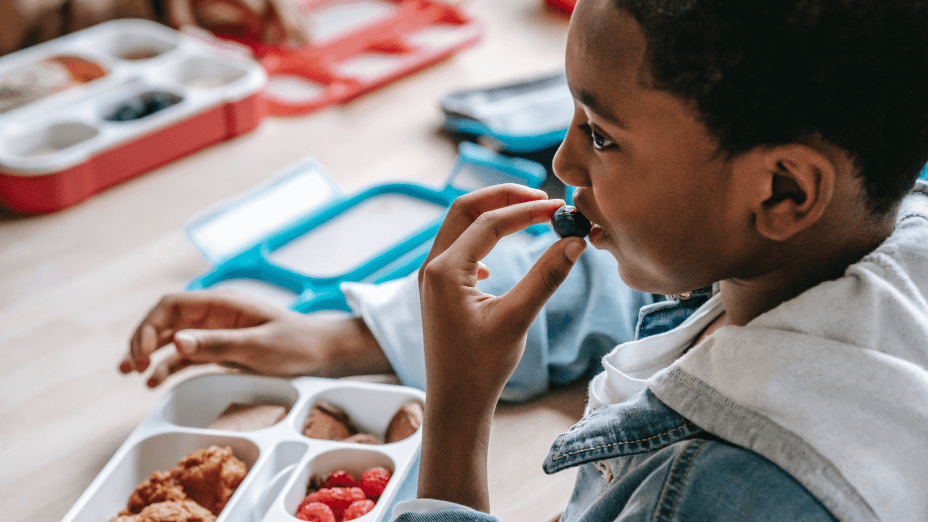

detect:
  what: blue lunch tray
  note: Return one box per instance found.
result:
[184,142,549,313]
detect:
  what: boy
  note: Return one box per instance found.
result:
[405,0,928,521]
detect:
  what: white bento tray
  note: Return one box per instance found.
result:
[0,18,266,176]
[61,374,425,522]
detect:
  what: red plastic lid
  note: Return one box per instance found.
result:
[208,0,483,116]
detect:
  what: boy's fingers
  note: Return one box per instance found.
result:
[445,199,565,268]
[127,295,190,372]
[425,185,550,268]
[146,354,196,388]
[172,327,265,359]
[496,237,586,330]
[267,0,309,45]
[166,0,199,28]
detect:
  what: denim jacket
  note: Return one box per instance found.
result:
[393,293,836,522]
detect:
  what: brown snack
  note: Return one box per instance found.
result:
[343,433,383,445]
[115,446,247,520]
[207,402,288,432]
[175,446,248,516]
[111,500,217,522]
[385,401,424,443]
[303,401,357,441]
[124,470,186,514]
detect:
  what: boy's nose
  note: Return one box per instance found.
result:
[552,125,592,189]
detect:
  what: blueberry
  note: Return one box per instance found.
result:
[106,97,146,121]
[143,92,179,115]
[551,205,592,238]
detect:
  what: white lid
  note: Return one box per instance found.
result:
[184,159,341,264]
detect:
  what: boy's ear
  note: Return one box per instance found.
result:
[751,144,836,242]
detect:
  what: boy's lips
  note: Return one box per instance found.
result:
[571,199,606,243]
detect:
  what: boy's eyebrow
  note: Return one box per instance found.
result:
[572,87,628,129]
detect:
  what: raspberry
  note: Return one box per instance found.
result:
[323,470,360,489]
[298,491,321,512]
[342,499,376,520]
[297,501,336,522]
[316,487,366,519]
[360,467,392,499]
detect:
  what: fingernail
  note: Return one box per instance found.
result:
[174,331,197,356]
[564,238,585,262]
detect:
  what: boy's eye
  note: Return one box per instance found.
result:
[578,123,613,150]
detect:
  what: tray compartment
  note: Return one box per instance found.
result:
[283,447,396,520]
[224,440,309,522]
[306,0,400,45]
[67,431,259,522]
[0,54,109,114]
[3,121,99,158]
[106,30,178,61]
[296,382,424,443]
[170,56,251,89]
[160,374,299,430]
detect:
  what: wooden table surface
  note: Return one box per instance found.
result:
[0,2,586,521]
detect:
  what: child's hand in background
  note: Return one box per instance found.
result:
[416,184,586,510]
[165,0,309,46]
[120,290,390,387]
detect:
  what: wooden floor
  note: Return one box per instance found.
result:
[0,1,588,521]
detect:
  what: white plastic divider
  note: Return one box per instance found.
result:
[61,373,426,522]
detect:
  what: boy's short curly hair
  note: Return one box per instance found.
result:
[619,0,928,215]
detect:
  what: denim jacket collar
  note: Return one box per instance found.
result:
[542,388,700,474]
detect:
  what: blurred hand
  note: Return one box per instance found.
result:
[120,290,389,387]
[165,0,309,46]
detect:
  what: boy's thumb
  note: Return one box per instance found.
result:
[504,237,586,326]
[173,328,254,358]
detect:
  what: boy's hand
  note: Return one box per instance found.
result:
[416,184,586,510]
[120,291,389,387]
[166,0,309,46]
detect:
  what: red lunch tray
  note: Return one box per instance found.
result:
[211,0,483,116]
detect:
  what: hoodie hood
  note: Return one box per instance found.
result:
[650,182,928,522]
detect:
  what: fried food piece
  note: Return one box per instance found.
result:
[110,500,216,522]
[124,470,186,515]
[175,446,247,516]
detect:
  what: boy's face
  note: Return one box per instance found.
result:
[554,0,755,295]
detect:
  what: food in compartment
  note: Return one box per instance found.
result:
[207,402,289,431]
[105,91,182,122]
[303,399,424,444]
[120,48,164,61]
[0,55,106,113]
[110,446,247,521]
[384,401,424,443]
[342,433,382,445]
[303,400,366,442]
[110,499,216,522]
[296,467,393,521]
